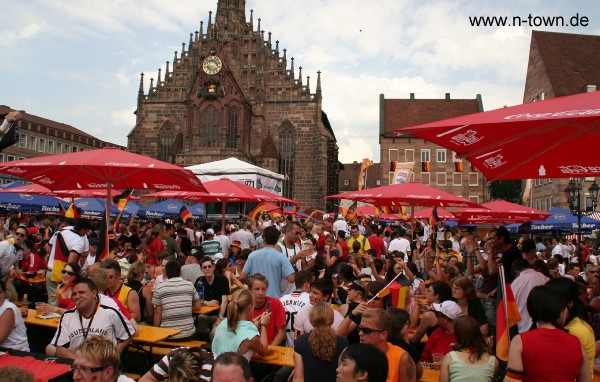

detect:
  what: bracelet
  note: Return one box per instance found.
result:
[346,311,355,320]
[259,323,268,328]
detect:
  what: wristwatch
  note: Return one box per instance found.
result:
[217,316,225,320]
[260,323,268,328]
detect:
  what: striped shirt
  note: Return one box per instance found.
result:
[150,347,214,382]
[152,277,199,339]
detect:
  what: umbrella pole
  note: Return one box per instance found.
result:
[410,205,415,232]
[106,183,112,255]
[221,202,226,234]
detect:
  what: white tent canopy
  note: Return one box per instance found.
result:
[185,158,284,195]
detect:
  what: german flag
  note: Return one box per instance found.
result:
[345,201,358,222]
[470,162,478,172]
[421,161,430,172]
[496,266,521,361]
[390,161,397,172]
[180,205,193,222]
[113,189,133,212]
[249,202,268,221]
[454,161,463,172]
[429,206,440,228]
[60,202,81,219]
[50,230,72,282]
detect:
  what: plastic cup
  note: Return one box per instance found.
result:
[35,302,45,313]
[432,353,444,370]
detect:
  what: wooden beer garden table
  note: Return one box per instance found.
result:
[193,305,220,315]
[251,345,294,367]
[24,309,180,343]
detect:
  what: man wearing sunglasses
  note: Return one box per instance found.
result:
[358,308,416,382]
[72,335,135,382]
[194,256,230,337]
[0,224,27,281]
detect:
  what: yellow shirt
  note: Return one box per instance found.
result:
[347,235,370,254]
[565,316,594,375]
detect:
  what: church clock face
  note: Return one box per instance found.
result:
[203,56,222,75]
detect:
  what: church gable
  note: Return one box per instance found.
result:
[130,0,338,209]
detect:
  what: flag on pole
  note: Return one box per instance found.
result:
[358,158,374,191]
[345,201,358,222]
[249,202,268,221]
[429,206,440,228]
[496,265,521,361]
[60,202,81,219]
[422,161,431,172]
[180,205,193,222]
[113,189,133,211]
[522,179,533,204]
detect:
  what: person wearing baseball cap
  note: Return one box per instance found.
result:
[421,300,461,363]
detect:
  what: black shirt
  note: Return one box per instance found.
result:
[500,245,522,283]
[194,274,230,303]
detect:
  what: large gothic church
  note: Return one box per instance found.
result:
[128,0,339,209]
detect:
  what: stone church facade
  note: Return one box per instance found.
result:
[128,0,339,210]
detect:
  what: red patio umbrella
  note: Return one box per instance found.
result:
[453,200,550,222]
[397,91,600,180]
[144,179,297,231]
[327,182,482,208]
[0,183,141,200]
[0,148,206,232]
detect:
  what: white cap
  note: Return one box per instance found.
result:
[432,301,462,320]
[206,228,215,235]
[214,252,224,260]
[337,214,343,219]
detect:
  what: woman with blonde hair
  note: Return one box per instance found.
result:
[293,302,349,382]
[212,288,270,360]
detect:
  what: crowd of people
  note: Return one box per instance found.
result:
[0,210,598,381]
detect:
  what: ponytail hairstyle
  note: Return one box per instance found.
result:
[308,302,337,362]
[227,288,254,333]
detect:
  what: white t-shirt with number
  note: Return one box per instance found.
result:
[279,291,311,347]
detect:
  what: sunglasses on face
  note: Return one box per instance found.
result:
[16,232,27,237]
[202,265,214,270]
[358,325,384,334]
[62,270,75,276]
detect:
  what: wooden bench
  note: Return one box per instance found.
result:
[129,340,208,358]
[122,372,141,381]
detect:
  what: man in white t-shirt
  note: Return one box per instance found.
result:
[333,214,349,237]
[46,279,134,359]
[387,228,411,261]
[279,270,313,347]
[293,278,344,336]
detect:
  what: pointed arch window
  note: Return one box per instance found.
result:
[226,107,238,148]
[279,122,295,199]
[199,106,220,147]
[159,122,175,162]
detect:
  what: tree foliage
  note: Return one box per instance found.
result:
[488,180,522,203]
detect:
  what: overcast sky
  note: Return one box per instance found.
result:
[2,0,599,163]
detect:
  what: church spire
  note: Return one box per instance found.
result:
[137,72,144,102]
[316,71,322,95]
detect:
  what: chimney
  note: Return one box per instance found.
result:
[410,93,415,101]
[445,93,451,102]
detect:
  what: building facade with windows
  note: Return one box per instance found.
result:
[379,93,488,205]
[522,30,600,212]
[128,0,339,210]
[0,106,122,184]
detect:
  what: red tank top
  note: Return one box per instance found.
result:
[520,327,582,381]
